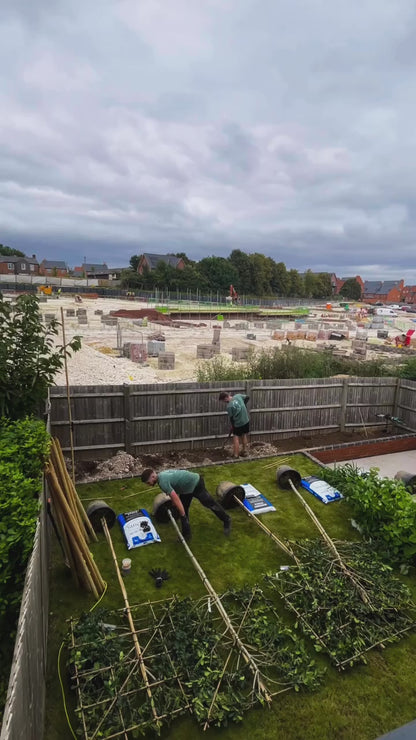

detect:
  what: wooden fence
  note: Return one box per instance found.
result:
[50,377,416,459]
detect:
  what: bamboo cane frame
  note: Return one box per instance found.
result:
[231,495,299,562]
[99,518,160,735]
[167,509,272,703]
[52,437,98,541]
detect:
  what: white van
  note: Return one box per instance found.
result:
[375,307,398,317]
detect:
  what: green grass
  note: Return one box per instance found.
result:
[44,453,416,740]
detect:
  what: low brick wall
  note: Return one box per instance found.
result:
[312,434,416,464]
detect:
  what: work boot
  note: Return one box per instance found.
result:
[224,518,232,537]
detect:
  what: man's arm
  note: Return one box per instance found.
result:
[169,490,186,518]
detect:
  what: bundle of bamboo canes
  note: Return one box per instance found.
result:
[46,438,105,599]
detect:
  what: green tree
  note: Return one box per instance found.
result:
[340,278,362,300]
[287,269,304,297]
[228,250,252,293]
[197,256,239,293]
[248,253,274,295]
[0,294,81,419]
[0,244,25,257]
[129,254,141,271]
[272,261,290,295]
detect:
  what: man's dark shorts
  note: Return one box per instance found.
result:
[232,422,250,437]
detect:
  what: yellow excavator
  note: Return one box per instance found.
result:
[37,285,53,295]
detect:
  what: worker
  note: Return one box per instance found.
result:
[218,391,250,458]
[140,468,231,542]
[395,334,406,347]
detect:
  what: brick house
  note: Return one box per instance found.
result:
[362,280,404,304]
[73,262,108,277]
[137,253,185,274]
[402,285,416,305]
[39,259,69,277]
[0,255,39,276]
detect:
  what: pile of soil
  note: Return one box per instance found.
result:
[73,428,390,484]
[110,308,207,329]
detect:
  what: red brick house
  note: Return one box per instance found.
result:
[138,253,185,274]
[39,259,69,277]
[402,285,416,305]
[0,255,39,276]
[362,280,404,304]
[73,262,108,277]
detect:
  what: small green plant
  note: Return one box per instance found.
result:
[0,294,81,419]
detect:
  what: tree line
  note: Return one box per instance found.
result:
[121,251,361,300]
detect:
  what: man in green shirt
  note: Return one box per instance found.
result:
[219,392,250,458]
[140,468,231,542]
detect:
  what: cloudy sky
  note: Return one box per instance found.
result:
[1,0,416,280]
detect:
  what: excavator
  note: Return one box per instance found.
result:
[37,285,53,296]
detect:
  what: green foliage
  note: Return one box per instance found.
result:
[0,244,25,257]
[267,539,416,668]
[197,346,391,382]
[322,465,416,561]
[0,294,81,419]
[397,357,416,381]
[340,278,362,300]
[0,418,49,714]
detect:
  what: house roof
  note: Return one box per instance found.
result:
[142,253,182,269]
[74,263,108,272]
[41,260,68,269]
[0,255,38,264]
[363,280,402,295]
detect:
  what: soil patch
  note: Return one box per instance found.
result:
[74,428,394,484]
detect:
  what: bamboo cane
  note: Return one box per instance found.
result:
[287,479,370,604]
[100,518,160,733]
[60,307,76,486]
[232,496,298,562]
[50,496,80,587]
[46,464,105,594]
[52,437,98,542]
[50,442,87,541]
[203,589,256,731]
[167,510,272,704]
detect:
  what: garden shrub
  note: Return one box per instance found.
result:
[322,464,416,562]
[0,417,50,716]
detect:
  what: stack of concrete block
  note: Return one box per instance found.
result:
[77,316,88,325]
[246,333,256,340]
[254,322,264,328]
[66,309,75,317]
[94,309,103,315]
[223,321,231,328]
[147,340,165,357]
[269,321,283,329]
[44,313,56,325]
[197,344,219,359]
[212,327,221,346]
[370,316,384,330]
[377,330,389,339]
[76,308,87,316]
[101,315,118,326]
[271,330,285,340]
[305,330,318,341]
[158,352,175,369]
[307,322,319,331]
[130,343,147,363]
[234,322,249,330]
[351,339,367,358]
[295,330,306,340]
[356,329,368,340]
[232,347,250,361]
[122,343,131,358]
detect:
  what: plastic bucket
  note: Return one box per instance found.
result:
[122,558,132,576]
[276,466,302,490]
[86,500,116,532]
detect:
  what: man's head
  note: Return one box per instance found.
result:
[141,468,158,486]
[219,391,231,403]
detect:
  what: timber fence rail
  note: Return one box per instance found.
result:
[50,377,416,459]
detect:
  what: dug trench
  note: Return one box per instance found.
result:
[72,427,400,484]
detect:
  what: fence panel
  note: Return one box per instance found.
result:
[0,488,49,740]
[49,376,414,457]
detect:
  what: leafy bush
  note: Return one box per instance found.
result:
[322,464,416,562]
[398,357,416,381]
[0,294,81,419]
[197,346,391,382]
[0,418,50,715]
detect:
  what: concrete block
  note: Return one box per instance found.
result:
[197,344,217,359]
[231,347,250,361]
[66,309,75,317]
[130,343,147,363]
[158,352,175,369]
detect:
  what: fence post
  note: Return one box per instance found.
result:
[393,377,402,418]
[123,384,133,454]
[339,378,349,433]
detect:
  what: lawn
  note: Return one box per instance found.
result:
[44,453,416,740]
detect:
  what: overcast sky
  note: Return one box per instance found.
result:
[1,0,416,281]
